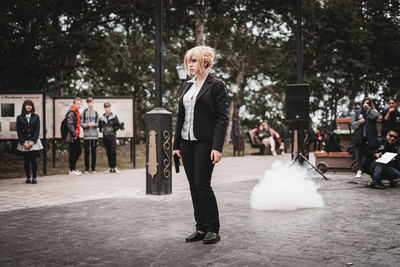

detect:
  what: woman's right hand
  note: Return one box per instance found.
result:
[173,150,181,158]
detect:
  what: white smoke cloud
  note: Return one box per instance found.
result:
[250,161,324,211]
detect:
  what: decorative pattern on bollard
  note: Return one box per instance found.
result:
[147,130,158,178]
[146,108,172,195]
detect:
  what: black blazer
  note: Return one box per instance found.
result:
[16,113,40,145]
[173,74,229,152]
[381,108,400,137]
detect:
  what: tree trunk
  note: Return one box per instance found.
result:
[194,0,207,45]
[226,63,245,144]
[225,101,234,144]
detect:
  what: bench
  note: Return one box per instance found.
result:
[247,128,266,155]
[336,117,383,136]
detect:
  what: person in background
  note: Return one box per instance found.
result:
[364,129,400,189]
[66,97,83,176]
[381,98,400,138]
[257,122,279,156]
[16,99,43,184]
[81,97,99,173]
[351,97,380,178]
[99,102,124,174]
[313,127,323,151]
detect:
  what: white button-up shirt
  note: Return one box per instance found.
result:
[181,76,207,141]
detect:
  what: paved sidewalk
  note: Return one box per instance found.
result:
[1,154,400,266]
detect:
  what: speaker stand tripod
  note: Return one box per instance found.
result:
[290,128,328,180]
[290,152,329,180]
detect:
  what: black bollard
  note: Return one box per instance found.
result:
[146,108,172,195]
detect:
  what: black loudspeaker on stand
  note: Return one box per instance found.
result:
[285,84,328,180]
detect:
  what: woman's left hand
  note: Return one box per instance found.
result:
[210,150,222,164]
[28,141,35,147]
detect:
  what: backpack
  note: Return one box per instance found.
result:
[61,111,74,140]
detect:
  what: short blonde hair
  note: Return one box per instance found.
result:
[184,46,215,75]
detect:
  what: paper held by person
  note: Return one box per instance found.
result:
[376,152,398,164]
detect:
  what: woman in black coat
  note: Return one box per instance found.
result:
[16,99,43,184]
[173,46,229,245]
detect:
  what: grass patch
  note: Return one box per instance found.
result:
[0,142,263,179]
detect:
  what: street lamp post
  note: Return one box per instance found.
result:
[323,94,330,132]
[231,84,239,156]
[145,0,172,195]
[296,0,303,83]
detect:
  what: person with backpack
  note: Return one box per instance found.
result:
[351,97,380,178]
[16,99,43,184]
[81,97,99,173]
[66,97,83,175]
[99,102,124,174]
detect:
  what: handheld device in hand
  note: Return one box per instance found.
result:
[174,154,180,173]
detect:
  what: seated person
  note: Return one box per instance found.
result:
[256,122,282,156]
[364,129,400,189]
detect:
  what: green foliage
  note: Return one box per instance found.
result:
[1,0,399,139]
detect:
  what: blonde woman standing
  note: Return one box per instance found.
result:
[173,46,229,244]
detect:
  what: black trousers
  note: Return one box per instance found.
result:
[84,139,97,171]
[180,139,220,233]
[69,138,82,171]
[104,138,117,168]
[356,141,368,172]
[23,151,37,178]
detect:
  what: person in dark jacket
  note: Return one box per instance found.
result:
[99,102,124,174]
[16,99,43,184]
[66,97,82,175]
[351,97,380,178]
[173,46,229,245]
[381,98,400,138]
[364,129,400,189]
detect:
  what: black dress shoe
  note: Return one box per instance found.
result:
[370,181,385,190]
[389,180,397,188]
[25,178,31,184]
[203,232,220,244]
[185,231,206,242]
[31,178,37,184]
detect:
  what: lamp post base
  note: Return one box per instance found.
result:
[145,108,172,195]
